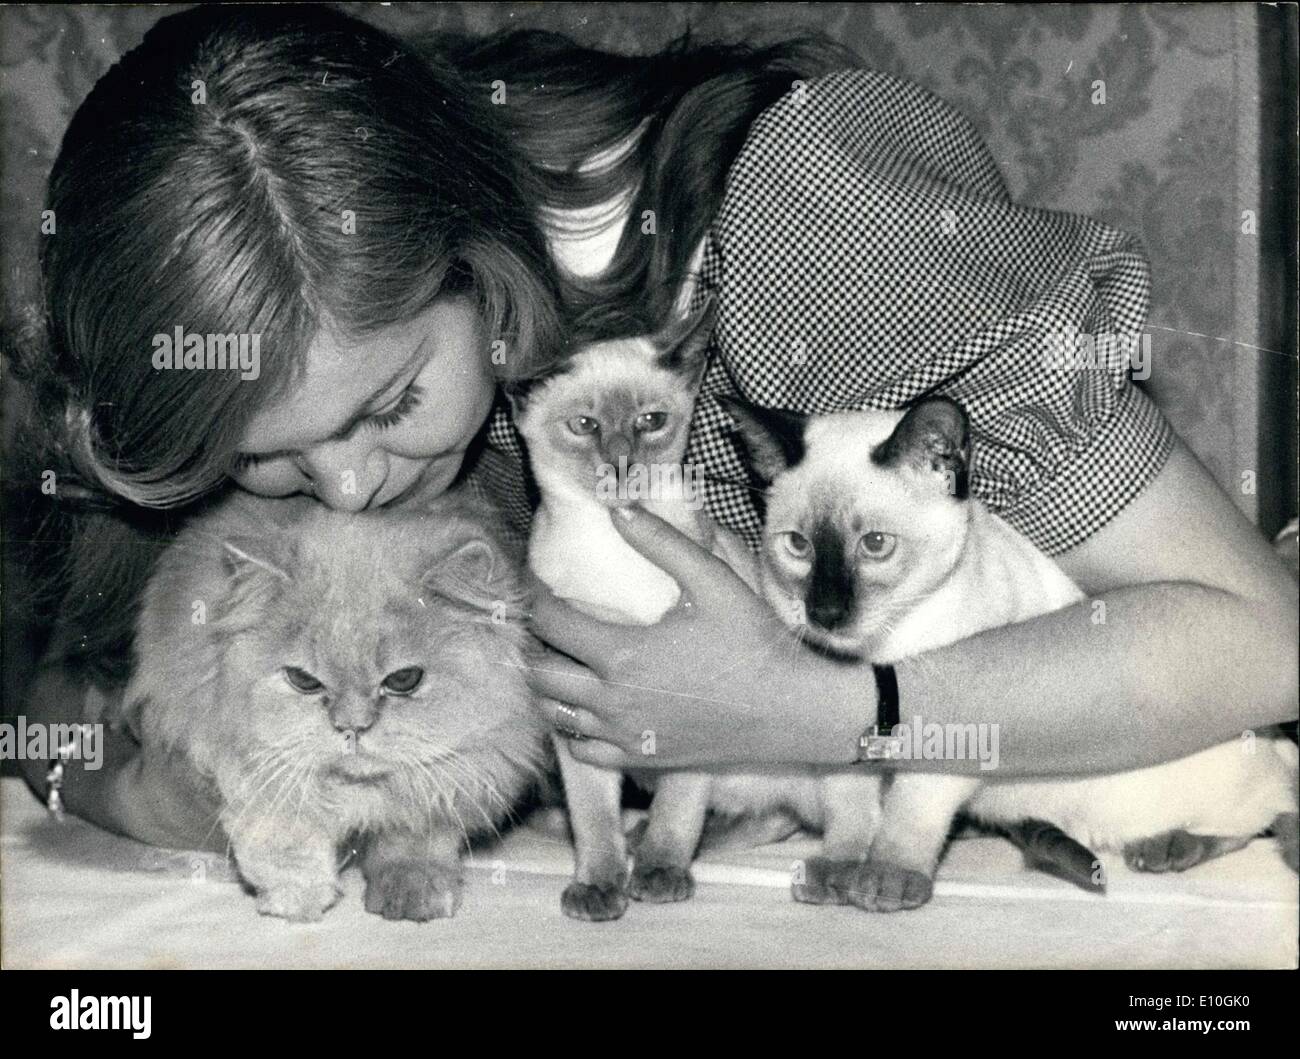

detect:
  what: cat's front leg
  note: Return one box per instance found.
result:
[554,734,629,921]
[793,771,885,906]
[361,826,465,922]
[224,809,342,923]
[630,770,711,903]
[845,774,980,912]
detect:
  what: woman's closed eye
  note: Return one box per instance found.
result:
[364,381,425,432]
[231,381,427,471]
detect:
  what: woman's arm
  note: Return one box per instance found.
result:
[18,662,226,851]
[527,437,1298,775]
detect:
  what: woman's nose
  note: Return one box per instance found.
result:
[298,443,389,511]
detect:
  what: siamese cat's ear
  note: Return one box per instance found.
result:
[502,377,535,421]
[872,396,971,499]
[221,537,292,583]
[654,295,717,379]
[716,393,808,483]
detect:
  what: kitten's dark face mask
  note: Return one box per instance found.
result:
[721,395,973,656]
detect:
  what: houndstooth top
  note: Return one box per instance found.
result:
[467,68,1174,556]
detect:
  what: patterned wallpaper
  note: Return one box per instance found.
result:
[0,3,1281,511]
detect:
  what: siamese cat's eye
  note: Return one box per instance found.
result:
[781,531,811,559]
[284,667,324,693]
[859,532,897,559]
[381,667,424,695]
[635,411,668,432]
[567,416,600,436]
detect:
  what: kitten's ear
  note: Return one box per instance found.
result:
[502,377,535,421]
[716,393,808,483]
[871,396,970,499]
[654,295,717,379]
[221,537,291,583]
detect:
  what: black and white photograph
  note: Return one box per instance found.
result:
[0,0,1296,999]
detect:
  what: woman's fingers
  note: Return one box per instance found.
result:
[523,649,602,702]
[564,738,635,770]
[609,506,743,608]
[527,579,630,671]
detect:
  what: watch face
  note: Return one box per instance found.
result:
[860,732,906,761]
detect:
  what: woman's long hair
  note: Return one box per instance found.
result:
[10,4,857,682]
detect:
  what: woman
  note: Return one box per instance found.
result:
[14,5,1297,852]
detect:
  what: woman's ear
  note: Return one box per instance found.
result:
[654,295,717,380]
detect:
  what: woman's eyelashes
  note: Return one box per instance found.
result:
[230,382,428,473]
[364,381,425,433]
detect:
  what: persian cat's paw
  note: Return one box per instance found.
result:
[561,879,629,922]
[838,860,933,912]
[255,881,343,923]
[363,862,464,922]
[791,856,857,906]
[629,862,695,903]
[1122,830,1248,874]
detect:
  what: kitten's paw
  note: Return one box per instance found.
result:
[791,856,855,906]
[840,861,933,912]
[629,862,695,903]
[561,880,629,922]
[363,862,463,922]
[1123,830,1247,874]
[255,881,342,923]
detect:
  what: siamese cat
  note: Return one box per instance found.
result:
[722,393,1299,911]
[510,300,884,920]
[121,488,547,922]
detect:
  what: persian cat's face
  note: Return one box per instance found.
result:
[201,499,542,833]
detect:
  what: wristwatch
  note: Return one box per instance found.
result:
[857,662,905,762]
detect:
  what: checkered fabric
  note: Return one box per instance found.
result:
[471,68,1174,556]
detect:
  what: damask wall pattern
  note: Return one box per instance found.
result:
[0,3,1279,516]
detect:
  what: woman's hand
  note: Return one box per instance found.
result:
[19,661,226,852]
[526,506,871,770]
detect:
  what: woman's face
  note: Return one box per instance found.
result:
[232,296,496,511]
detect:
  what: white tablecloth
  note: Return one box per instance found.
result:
[2,777,1295,968]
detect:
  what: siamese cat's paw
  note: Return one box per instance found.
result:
[629,862,695,903]
[1122,830,1249,874]
[839,861,934,912]
[363,861,464,922]
[791,856,857,906]
[255,881,343,923]
[561,880,629,922]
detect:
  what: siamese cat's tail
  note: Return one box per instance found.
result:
[1005,818,1106,893]
[698,810,806,853]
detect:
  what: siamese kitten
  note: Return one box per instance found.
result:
[511,300,883,921]
[122,488,546,922]
[722,394,1299,911]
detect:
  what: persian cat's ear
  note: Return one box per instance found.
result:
[716,394,809,483]
[423,534,524,616]
[211,535,294,630]
[653,295,717,381]
[221,538,292,583]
